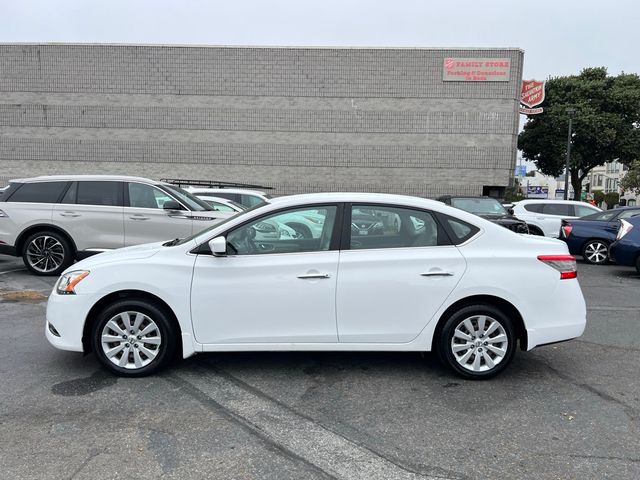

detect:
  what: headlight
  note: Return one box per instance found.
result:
[56,270,90,295]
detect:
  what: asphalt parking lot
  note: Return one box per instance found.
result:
[0,255,638,480]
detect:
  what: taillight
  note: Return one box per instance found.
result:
[537,255,577,279]
[617,219,633,240]
[561,222,572,238]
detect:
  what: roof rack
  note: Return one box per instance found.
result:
[160,178,273,190]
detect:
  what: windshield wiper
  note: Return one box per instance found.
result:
[163,238,181,247]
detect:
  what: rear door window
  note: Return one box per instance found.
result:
[5,181,70,203]
[543,203,572,216]
[574,204,600,217]
[77,181,122,206]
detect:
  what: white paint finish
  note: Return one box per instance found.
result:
[512,200,601,238]
[52,203,124,251]
[191,251,339,344]
[44,192,588,373]
[336,246,465,342]
[173,366,442,480]
[123,206,193,246]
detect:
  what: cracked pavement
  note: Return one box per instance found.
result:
[0,256,638,479]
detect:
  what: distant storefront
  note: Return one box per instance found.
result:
[0,44,523,197]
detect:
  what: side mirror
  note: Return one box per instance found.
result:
[508,208,515,215]
[208,236,227,256]
[163,200,183,211]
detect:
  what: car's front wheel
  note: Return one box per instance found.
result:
[582,239,609,265]
[437,304,516,379]
[92,299,178,376]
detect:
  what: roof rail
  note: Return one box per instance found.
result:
[160,178,274,190]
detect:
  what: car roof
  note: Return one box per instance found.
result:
[515,199,591,205]
[269,192,456,209]
[10,174,160,184]
[185,187,267,196]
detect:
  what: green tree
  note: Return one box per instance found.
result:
[593,190,605,206]
[604,192,620,209]
[518,68,640,200]
[620,160,640,194]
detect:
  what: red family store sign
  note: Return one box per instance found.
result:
[442,58,511,82]
[520,80,545,115]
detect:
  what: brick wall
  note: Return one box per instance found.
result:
[0,44,524,196]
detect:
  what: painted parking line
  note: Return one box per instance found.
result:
[0,268,26,275]
[171,364,451,480]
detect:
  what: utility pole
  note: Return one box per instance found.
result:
[564,108,576,200]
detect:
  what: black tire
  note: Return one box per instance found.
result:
[92,299,178,377]
[581,239,609,265]
[436,304,517,380]
[21,230,74,276]
[635,256,640,275]
[528,225,544,236]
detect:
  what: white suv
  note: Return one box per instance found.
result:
[0,175,228,276]
[512,200,601,237]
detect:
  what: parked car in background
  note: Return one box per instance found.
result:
[46,192,586,379]
[512,200,601,237]
[162,178,272,208]
[560,207,640,264]
[436,196,529,234]
[0,175,227,276]
[609,216,640,273]
[197,195,246,214]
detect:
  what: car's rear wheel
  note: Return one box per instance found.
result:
[92,299,178,376]
[582,239,609,265]
[285,222,312,239]
[437,304,516,379]
[22,230,73,276]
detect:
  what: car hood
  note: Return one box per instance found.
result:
[64,241,166,273]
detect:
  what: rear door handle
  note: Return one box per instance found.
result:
[59,211,80,218]
[420,271,453,277]
[297,273,331,279]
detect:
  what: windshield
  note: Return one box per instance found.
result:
[160,185,213,211]
[450,198,508,215]
[172,202,266,246]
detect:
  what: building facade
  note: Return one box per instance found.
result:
[0,44,523,197]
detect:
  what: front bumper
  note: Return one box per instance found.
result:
[45,290,97,352]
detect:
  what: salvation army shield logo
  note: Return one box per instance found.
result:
[444,58,455,69]
[520,80,545,108]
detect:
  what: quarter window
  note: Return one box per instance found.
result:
[6,181,69,203]
[77,181,122,206]
[349,205,442,250]
[523,203,543,213]
[574,204,599,217]
[226,206,337,255]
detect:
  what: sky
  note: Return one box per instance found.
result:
[0,0,638,81]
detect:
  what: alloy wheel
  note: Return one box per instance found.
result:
[100,311,162,370]
[450,315,508,372]
[25,235,65,273]
[584,241,608,264]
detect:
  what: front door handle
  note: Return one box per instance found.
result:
[59,211,80,217]
[297,273,331,279]
[168,214,190,219]
[420,271,453,277]
[129,215,150,221]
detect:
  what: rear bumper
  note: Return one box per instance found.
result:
[609,242,636,266]
[0,243,17,256]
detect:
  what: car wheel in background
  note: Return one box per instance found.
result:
[527,225,545,236]
[22,230,73,276]
[92,299,178,377]
[437,304,516,380]
[582,239,609,265]
[285,223,312,239]
[635,256,640,275]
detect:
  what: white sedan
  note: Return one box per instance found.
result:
[46,193,586,379]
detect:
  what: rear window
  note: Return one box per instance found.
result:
[5,181,70,203]
[574,204,599,217]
